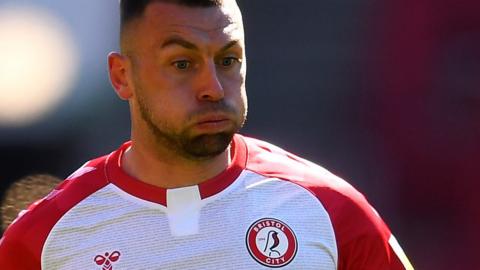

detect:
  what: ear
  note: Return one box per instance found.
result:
[108,52,133,100]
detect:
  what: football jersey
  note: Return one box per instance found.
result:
[0,134,413,269]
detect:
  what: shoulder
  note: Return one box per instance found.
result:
[241,135,375,221]
[240,135,411,269]
[241,135,362,203]
[0,154,111,269]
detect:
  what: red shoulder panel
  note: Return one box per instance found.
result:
[241,135,409,269]
[0,155,110,269]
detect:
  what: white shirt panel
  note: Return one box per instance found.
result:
[42,170,337,269]
[166,186,201,236]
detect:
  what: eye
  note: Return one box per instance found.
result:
[173,60,191,70]
[219,57,239,67]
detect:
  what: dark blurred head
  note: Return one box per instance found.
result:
[1,174,61,230]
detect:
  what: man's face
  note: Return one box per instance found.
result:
[124,1,247,160]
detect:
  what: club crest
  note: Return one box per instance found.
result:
[246,218,297,268]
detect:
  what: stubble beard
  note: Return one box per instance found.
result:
[135,92,245,161]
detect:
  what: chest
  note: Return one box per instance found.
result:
[41,181,337,269]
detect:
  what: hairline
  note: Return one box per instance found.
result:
[119,0,228,53]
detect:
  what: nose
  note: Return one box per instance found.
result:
[196,62,224,102]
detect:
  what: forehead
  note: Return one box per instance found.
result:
[139,1,244,43]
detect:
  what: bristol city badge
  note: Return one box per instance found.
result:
[246,218,298,268]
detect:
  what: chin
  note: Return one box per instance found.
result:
[183,132,234,159]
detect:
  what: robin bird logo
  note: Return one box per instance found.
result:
[264,230,281,257]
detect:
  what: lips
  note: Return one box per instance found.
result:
[192,113,233,132]
[194,113,231,124]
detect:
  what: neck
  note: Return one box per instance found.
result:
[121,137,232,189]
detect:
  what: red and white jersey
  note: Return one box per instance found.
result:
[0,135,413,269]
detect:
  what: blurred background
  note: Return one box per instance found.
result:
[1,0,479,268]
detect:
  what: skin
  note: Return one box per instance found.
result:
[108,0,247,189]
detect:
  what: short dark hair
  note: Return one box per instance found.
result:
[1,174,61,230]
[120,0,224,29]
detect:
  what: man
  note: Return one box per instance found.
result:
[0,0,413,269]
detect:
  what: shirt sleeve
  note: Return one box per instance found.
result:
[0,221,41,270]
[323,188,414,270]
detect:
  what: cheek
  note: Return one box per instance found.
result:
[239,87,248,116]
[240,86,248,108]
[221,73,247,108]
[222,69,245,90]
[139,66,194,107]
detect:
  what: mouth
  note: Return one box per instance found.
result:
[192,113,234,132]
[197,116,229,124]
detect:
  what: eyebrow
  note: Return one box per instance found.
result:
[220,40,241,52]
[160,36,241,52]
[161,37,198,50]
